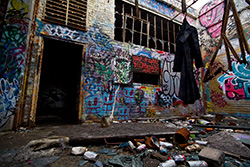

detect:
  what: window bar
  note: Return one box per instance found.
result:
[173,23,176,52]
[161,19,164,51]
[122,5,126,42]
[167,21,170,52]
[154,15,157,49]
[132,17,135,43]
[140,20,143,45]
[65,0,69,25]
[147,13,149,48]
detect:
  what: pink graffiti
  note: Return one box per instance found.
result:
[219,78,245,100]
[199,0,224,38]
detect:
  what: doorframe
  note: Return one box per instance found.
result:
[27,37,87,127]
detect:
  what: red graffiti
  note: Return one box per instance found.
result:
[210,90,227,107]
[132,56,160,74]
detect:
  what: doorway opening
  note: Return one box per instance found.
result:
[36,38,82,125]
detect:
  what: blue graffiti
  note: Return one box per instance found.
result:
[0,78,19,127]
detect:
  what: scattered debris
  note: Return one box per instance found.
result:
[71,146,87,155]
[83,151,99,161]
[14,136,69,161]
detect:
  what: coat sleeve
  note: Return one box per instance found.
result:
[191,27,204,69]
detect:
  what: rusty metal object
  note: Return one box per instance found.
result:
[174,127,190,144]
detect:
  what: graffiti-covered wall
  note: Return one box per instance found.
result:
[1,0,204,130]
[0,0,33,130]
[35,0,203,123]
[198,0,250,117]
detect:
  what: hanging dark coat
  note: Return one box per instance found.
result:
[173,18,203,104]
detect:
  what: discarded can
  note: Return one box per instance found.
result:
[198,119,213,125]
[185,144,201,152]
[169,154,186,162]
[187,160,208,167]
[128,141,136,149]
[136,144,146,152]
[160,141,173,148]
[158,159,176,167]
[160,146,168,155]
[195,140,208,146]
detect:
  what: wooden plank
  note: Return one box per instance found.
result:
[224,38,232,71]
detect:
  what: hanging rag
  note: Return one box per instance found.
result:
[173,18,204,104]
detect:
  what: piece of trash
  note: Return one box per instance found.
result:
[195,140,208,146]
[71,147,87,155]
[159,138,167,142]
[187,160,208,167]
[228,121,237,126]
[134,139,145,146]
[185,144,201,152]
[83,151,98,161]
[118,142,129,148]
[145,136,160,149]
[174,127,190,144]
[158,159,176,167]
[160,141,173,148]
[205,128,214,131]
[200,130,207,135]
[224,129,234,133]
[198,119,213,125]
[95,160,103,167]
[99,148,110,154]
[159,146,168,155]
[112,121,119,124]
[168,154,186,162]
[190,134,196,139]
[136,144,146,152]
[128,141,136,149]
[107,149,119,156]
[100,116,110,127]
[79,160,88,166]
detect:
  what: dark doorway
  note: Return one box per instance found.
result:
[36,38,82,125]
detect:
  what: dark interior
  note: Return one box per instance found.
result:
[36,38,82,125]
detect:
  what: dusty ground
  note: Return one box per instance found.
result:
[1,117,250,167]
[0,122,182,167]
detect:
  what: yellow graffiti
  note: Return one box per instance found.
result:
[206,102,214,112]
[140,86,158,95]
[10,0,29,17]
[146,107,156,118]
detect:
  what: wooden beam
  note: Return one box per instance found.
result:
[135,0,139,17]
[229,0,250,56]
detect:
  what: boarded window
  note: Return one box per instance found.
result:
[43,0,87,31]
[115,0,181,54]
[132,55,160,85]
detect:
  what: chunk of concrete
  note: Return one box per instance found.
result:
[198,147,225,167]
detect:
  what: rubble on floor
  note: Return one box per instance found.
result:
[0,114,250,167]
